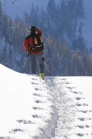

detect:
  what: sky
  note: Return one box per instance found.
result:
[1,0,60,18]
[1,0,49,18]
[0,64,92,139]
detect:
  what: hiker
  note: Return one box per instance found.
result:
[23,26,44,79]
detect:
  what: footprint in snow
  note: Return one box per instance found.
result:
[76,133,84,136]
[75,97,83,100]
[35,88,38,91]
[0,137,8,139]
[17,119,33,124]
[78,117,92,121]
[66,87,73,89]
[78,117,85,121]
[76,103,88,106]
[9,129,23,134]
[83,103,88,106]
[32,78,37,80]
[13,129,23,132]
[33,107,43,110]
[67,86,76,89]
[32,115,40,118]
[79,110,92,113]
[65,81,70,84]
[77,125,84,128]
[31,82,39,85]
[0,137,12,139]
[72,91,83,95]
[76,103,82,106]
[35,88,43,91]
[33,93,42,97]
[76,125,90,128]
[72,91,78,94]
[85,125,90,128]
[78,110,88,113]
[35,100,42,103]
[88,118,92,120]
[89,110,92,112]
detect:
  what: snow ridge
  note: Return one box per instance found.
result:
[0,64,56,139]
[1,64,92,139]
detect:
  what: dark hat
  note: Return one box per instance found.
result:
[30,26,36,32]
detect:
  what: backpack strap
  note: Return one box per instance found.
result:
[28,33,44,52]
[33,34,41,45]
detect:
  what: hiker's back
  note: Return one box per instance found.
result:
[31,33,44,52]
[23,26,43,54]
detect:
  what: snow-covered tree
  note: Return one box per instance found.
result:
[6,19,14,45]
[77,0,84,19]
[0,1,2,37]
[47,0,56,19]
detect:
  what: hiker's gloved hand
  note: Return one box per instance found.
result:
[42,57,45,62]
[27,49,31,53]
[28,50,31,53]
[26,52,29,57]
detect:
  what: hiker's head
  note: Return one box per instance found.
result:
[30,26,36,33]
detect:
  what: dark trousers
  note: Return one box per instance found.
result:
[30,54,44,74]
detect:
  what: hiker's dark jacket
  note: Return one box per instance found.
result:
[23,28,42,54]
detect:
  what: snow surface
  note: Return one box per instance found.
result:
[0,64,92,139]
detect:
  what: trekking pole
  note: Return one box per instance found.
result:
[42,57,50,75]
[21,53,29,72]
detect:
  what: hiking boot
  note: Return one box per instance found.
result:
[40,73,44,79]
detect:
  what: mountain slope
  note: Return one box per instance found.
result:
[0,64,55,139]
[1,64,92,139]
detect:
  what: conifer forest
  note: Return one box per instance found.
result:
[0,0,92,76]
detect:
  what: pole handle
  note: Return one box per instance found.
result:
[27,52,30,57]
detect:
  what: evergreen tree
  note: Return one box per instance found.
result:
[6,19,14,45]
[2,13,8,41]
[23,11,30,25]
[77,0,84,19]
[29,3,38,26]
[39,7,50,34]
[68,0,78,19]
[78,21,83,36]
[35,5,40,26]
[1,45,9,67]
[47,0,56,19]
[0,1,2,37]
[9,47,13,69]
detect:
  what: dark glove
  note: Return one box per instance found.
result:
[26,52,30,57]
[42,57,45,62]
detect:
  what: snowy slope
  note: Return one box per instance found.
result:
[0,64,92,139]
[0,64,56,139]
